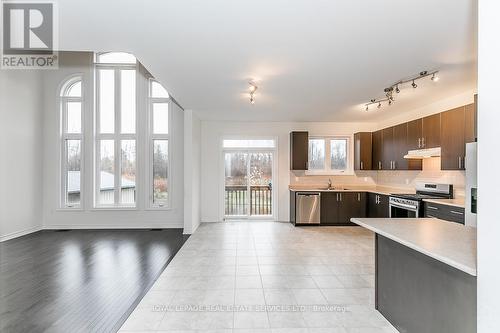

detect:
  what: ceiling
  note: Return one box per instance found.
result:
[58,0,477,122]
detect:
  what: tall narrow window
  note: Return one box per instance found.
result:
[95,52,137,207]
[149,80,170,207]
[60,77,83,208]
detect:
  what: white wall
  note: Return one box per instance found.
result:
[477,0,500,331]
[183,110,202,234]
[0,70,44,241]
[200,121,376,222]
[41,52,185,229]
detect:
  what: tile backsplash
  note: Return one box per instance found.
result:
[290,157,466,197]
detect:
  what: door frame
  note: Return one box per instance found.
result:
[219,136,278,221]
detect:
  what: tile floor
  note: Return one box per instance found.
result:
[119,222,398,333]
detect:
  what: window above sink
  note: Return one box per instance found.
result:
[306,136,353,175]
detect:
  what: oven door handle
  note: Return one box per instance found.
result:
[390,202,418,211]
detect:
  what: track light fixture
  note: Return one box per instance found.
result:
[363,70,439,111]
[248,81,258,105]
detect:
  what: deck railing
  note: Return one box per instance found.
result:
[225,185,272,216]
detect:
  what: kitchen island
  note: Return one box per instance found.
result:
[351,217,477,333]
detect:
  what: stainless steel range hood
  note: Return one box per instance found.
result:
[404,147,441,159]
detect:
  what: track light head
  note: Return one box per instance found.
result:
[365,105,369,111]
[377,102,381,109]
[431,73,439,82]
[411,80,417,89]
[395,85,400,93]
[371,99,376,103]
[388,100,392,106]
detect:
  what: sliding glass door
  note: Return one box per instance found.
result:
[223,139,275,219]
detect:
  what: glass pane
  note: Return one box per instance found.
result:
[66,102,81,134]
[249,152,273,216]
[151,81,169,98]
[223,139,275,149]
[99,140,115,204]
[121,140,136,205]
[99,69,115,133]
[224,152,248,216]
[97,52,136,64]
[308,139,325,170]
[153,103,169,134]
[331,139,348,170]
[66,140,81,206]
[121,70,136,134]
[66,81,81,97]
[153,140,169,206]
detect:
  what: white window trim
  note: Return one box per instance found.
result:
[306,135,353,176]
[147,79,171,209]
[59,75,84,209]
[219,136,279,221]
[94,55,138,208]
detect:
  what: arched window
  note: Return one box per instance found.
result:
[60,76,83,208]
[95,52,137,206]
[96,52,137,64]
[149,79,170,207]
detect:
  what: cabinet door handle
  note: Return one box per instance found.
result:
[418,138,421,148]
[379,161,382,170]
[458,156,461,169]
[427,206,438,210]
[422,137,425,147]
[361,161,364,170]
[358,193,361,201]
[336,193,339,201]
[450,210,464,215]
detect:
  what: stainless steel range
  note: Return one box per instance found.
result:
[389,183,453,218]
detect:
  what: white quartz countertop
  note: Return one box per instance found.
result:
[422,197,465,208]
[351,218,477,276]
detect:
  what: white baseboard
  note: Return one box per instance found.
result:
[43,224,184,230]
[0,225,43,242]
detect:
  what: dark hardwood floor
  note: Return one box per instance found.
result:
[0,229,188,333]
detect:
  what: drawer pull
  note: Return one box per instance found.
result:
[450,210,464,215]
[427,206,438,210]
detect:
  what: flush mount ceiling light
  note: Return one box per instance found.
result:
[249,81,258,105]
[364,70,439,111]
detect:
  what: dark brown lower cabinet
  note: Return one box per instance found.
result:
[321,192,366,225]
[424,202,465,224]
[368,193,389,218]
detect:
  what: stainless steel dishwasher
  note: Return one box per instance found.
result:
[296,192,321,224]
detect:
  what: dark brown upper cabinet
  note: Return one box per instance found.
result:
[465,101,477,143]
[394,122,422,170]
[382,127,395,170]
[290,131,309,170]
[372,130,383,170]
[441,107,466,170]
[407,118,423,150]
[422,113,441,148]
[354,132,372,171]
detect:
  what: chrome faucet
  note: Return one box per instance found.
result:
[328,178,333,190]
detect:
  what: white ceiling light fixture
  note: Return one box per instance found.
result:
[364,70,439,111]
[249,81,258,105]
